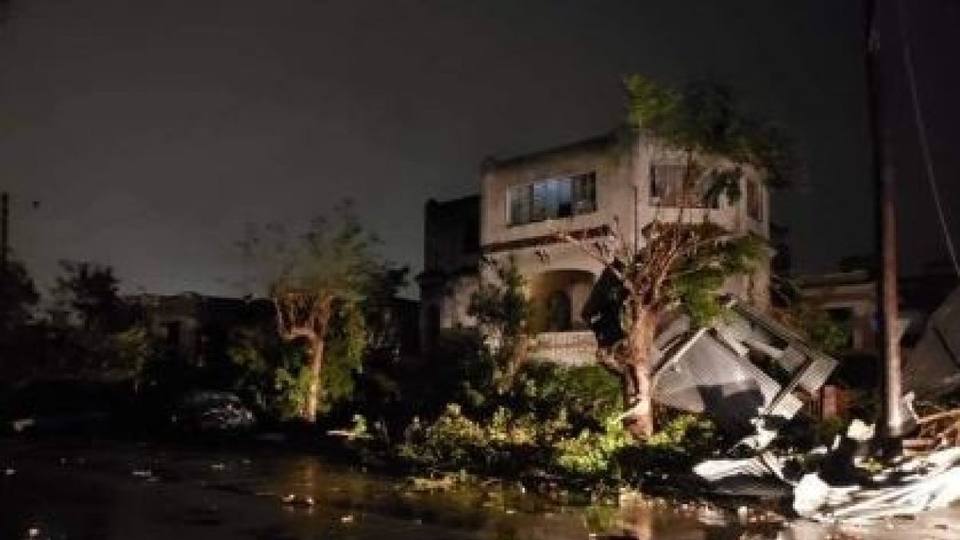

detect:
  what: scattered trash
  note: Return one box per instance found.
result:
[794,448,960,523]
[26,527,40,538]
[210,462,226,471]
[4,467,15,476]
[340,514,354,523]
[131,469,152,478]
[905,407,960,455]
[693,452,791,499]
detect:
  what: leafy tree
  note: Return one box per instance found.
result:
[45,261,149,379]
[558,76,791,439]
[468,257,532,382]
[51,261,130,333]
[239,202,383,423]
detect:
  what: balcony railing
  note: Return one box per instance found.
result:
[528,330,598,366]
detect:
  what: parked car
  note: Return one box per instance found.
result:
[171,391,255,432]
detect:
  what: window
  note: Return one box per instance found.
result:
[747,180,762,221]
[649,163,717,208]
[508,172,596,226]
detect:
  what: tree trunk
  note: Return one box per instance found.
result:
[303,338,324,423]
[621,309,658,439]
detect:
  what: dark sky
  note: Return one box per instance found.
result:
[1,0,957,297]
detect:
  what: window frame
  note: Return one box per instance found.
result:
[648,162,720,209]
[506,171,597,227]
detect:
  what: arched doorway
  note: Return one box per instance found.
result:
[529,270,595,333]
[546,290,572,331]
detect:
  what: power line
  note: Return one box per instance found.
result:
[896,0,960,279]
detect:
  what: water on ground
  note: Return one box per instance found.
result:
[1,438,958,539]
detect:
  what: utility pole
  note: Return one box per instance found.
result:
[863,0,905,447]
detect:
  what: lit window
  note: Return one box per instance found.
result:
[508,172,596,225]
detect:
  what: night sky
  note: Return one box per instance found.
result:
[1,0,957,297]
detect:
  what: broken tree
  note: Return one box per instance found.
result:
[562,76,792,439]
[239,202,381,423]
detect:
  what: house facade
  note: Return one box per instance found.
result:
[420,131,772,362]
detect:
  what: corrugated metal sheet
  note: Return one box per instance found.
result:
[652,299,838,444]
[796,355,839,395]
[654,331,802,437]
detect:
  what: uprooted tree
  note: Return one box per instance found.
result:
[558,75,794,439]
[240,202,383,423]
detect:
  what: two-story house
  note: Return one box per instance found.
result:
[419,130,771,362]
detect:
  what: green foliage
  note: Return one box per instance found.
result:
[771,279,851,355]
[469,257,533,380]
[506,363,623,431]
[226,325,310,419]
[668,232,767,326]
[240,201,382,304]
[239,200,390,420]
[109,325,154,384]
[389,367,723,482]
[617,413,722,477]
[554,415,631,477]
[469,257,532,339]
[797,307,849,355]
[624,74,795,187]
[391,362,632,478]
[320,302,367,410]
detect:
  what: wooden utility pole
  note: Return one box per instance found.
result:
[863,0,905,444]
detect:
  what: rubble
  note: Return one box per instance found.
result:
[905,407,960,455]
[693,415,960,524]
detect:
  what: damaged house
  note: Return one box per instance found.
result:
[419,130,840,438]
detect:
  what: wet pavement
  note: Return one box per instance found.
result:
[1,438,959,539]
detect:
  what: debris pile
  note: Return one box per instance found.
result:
[651,299,838,451]
[794,448,960,522]
[682,287,960,523]
[905,408,960,455]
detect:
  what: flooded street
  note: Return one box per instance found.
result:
[1,438,958,540]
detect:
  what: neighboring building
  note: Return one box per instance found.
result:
[795,267,958,355]
[417,195,482,351]
[126,293,271,364]
[420,130,772,362]
[794,270,879,355]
